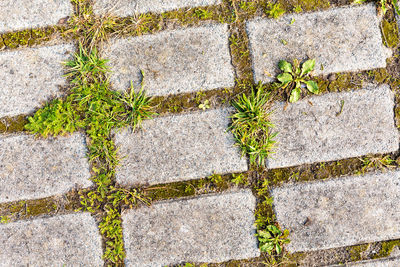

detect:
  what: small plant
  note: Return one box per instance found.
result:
[256,225,290,255]
[0,216,9,224]
[209,172,223,185]
[120,78,156,131]
[194,8,213,19]
[359,155,396,174]
[354,0,400,15]
[276,59,319,103]
[231,173,248,186]
[265,3,285,19]
[230,84,276,167]
[198,100,210,110]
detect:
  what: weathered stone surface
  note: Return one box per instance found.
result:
[330,256,400,267]
[272,171,400,252]
[0,213,103,266]
[246,4,391,83]
[267,84,398,168]
[0,0,72,33]
[0,133,92,203]
[122,190,259,266]
[115,108,247,186]
[103,24,234,96]
[0,44,74,117]
[94,0,221,16]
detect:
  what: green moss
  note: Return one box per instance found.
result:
[373,240,400,259]
[0,27,61,49]
[349,244,370,261]
[0,115,28,133]
[381,17,399,48]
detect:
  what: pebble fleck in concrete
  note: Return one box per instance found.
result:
[115,108,248,186]
[122,190,259,266]
[247,4,391,83]
[0,133,92,203]
[102,24,234,96]
[272,171,400,252]
[0,213,103,266]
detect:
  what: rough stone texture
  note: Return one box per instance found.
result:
[0,133,92,203]
[272,171,400,252]
[267,84,398,169]
[330,257,400,267]
[122,190,259,266]
[246,4,391,83]
[115,108,248,186]
[0,0,72,33]
[94,0,221,16]
[102,24,234,96]
[0,213,103,266]
[0,44,74,117]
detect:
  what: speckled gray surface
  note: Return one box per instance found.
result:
[0,44,74,117]
[330,256,400,266]
[93,0,221,16]
[246,4,391,83]
[115,108,248,186]
[122,190,259,266]
[0,0,72,33]
[0,213,103,266]
[267,84,398,169]
[102,24,235,96]
[0,133,92,203]
[272,171,400,253]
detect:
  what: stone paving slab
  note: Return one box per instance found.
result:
[94,0,221,17]
[122,190,259,266]
[330,257,400,267]
[0,44,74,117]
[0,213,103,266]
[0,133,92,203]
[272,171,400,253]
[266,84,398,169]
[0,0,72,33]
[115,108,248,186]
[246,4,391,83]
[102,24,234,96]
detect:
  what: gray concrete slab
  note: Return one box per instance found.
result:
[0,0,72,33]
[102,24,234,96]
[93,0,221,16]
[0,133,92,203]
[122,190,259,266]
[115,108,248,186]
[272,171,400,252]
[0,213,103,266]
[0,44,74,117]
[246,4,391,83]
[267,84,398,169]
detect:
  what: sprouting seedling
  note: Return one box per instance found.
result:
[276,58,319,103]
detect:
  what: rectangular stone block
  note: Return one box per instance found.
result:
[94,0,221,16]
[102,24,234,96]
[0,133,92,203]
[267,84,399,169]
[272,171,400,252]
[246,4,391,83]
[0,44,74,117]
[0,0,72,33]
[122,190,259,266]
[115,108,248,186]
[0,213,103,266]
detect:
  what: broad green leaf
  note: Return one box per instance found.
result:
[278,60,293,73]
[301,59,315,76]
[276,243,282,254]
[305,80,319,94]
[277,73,293,84]
[289,87,301,103]
[393,0,400,15]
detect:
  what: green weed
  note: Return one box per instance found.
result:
[230,84,276,167]
[256,225,290,255]
[265,3,285,19]
[275,59,319,103]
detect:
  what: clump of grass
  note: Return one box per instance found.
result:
[230,84,276,167]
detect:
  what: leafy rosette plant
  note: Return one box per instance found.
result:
[276,58,319,103]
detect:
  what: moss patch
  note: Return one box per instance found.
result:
[0,115,28,133]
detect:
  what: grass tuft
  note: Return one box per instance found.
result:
[230,84,276,167]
